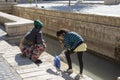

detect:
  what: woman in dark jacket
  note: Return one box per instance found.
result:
[19,20,46,64]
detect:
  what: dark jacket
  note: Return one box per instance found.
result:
[24,28,43,46]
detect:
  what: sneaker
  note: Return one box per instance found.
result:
[34,59,42,64]
[78,73,84,78]
[75,73,84,80]
[65,69,73,74]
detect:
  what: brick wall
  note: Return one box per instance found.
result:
[13,6,120,62]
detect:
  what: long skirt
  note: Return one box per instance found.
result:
[20,44,46,62]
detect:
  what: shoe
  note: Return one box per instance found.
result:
[20,53,26,57]
[75,73,84,80]
[34,59,42,64]
[65,69,73,74]
[78,73,84,78]
[78,73,84,79]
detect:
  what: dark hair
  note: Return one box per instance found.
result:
[56,29,69,37]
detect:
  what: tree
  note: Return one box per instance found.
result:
[28,0,33,7]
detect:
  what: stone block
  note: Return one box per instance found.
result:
[0,11,33,36]
[104,0,118,5]
[5,22,33,36]
[5,26,17,36]
[117,0,120,3]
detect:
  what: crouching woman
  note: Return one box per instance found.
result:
[19,20,46,64]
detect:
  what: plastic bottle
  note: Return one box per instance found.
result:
[54,56,61,69]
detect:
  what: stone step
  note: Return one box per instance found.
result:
[4,35,22,45]
[0,12,33,37]
[0,24,7,37]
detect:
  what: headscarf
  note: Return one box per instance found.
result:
[34,20,44,30]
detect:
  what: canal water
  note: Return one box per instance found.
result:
[43,34,120,80]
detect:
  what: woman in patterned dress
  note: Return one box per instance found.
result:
[19,20,46,64]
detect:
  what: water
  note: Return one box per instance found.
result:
[43,34,120,80]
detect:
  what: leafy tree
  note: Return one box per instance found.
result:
[28,0,33,7]
[28,0,33,4]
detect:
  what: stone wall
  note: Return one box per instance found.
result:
[104,0,120,5]
[0,0,17,13]
[13,6,120,62]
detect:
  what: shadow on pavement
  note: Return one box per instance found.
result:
[15,53,33,66]
[46,68,75,80]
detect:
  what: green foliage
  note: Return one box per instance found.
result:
[28,0,33,3]
[15,0,19,2]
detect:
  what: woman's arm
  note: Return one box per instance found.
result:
[19,37,24,50]
[36,32,43,44]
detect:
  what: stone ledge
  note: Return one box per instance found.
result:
[0,11,33,36]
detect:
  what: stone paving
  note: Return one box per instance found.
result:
[0,56,21,80]
[0,41,21,80]
[0,39,93,80]
[0,24,21,80]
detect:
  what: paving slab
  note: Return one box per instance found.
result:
[0,54,21,80]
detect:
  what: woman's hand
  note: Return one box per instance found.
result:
[58,39,64,49]
[19,42,24,51]
[19,38,24,50]
[60,43,64,49]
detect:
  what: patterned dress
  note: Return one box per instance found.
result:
[19,28,46,62]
